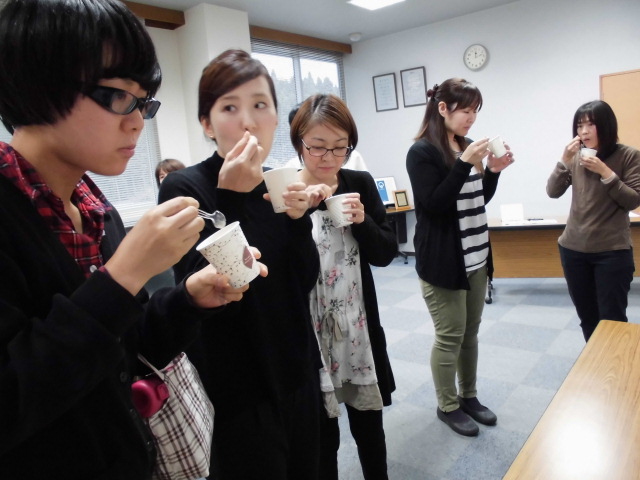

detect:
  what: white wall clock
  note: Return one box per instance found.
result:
[463,44,488,71]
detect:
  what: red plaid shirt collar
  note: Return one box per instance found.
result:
[0,141,110,277]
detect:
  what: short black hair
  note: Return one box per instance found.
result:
[572,100,619,159]
[0,0,162,133]
[288,103,302,126]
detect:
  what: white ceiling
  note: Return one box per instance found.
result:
[136,0,519,43]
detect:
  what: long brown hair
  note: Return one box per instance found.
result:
[414,78,482,167]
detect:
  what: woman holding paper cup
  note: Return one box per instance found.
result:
[546,100,640,341]
[406,78,514,437]
[0,1,251,477]
[158,49,324,479]
[290,93,397,480]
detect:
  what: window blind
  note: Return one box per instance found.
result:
[0,119,161,228]
[90,119,161,227]
[251,38,346,167]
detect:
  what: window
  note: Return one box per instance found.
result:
[0,120,161,228]
[251,38,346,167]
[90,120,161,227]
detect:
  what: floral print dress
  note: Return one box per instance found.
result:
[310,209,382,417]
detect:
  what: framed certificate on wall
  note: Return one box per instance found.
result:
[400,67,427,107]
[372,73,399,112]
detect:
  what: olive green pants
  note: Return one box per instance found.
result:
[419,266,487,412]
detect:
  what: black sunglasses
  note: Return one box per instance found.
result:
[86,85,161,120]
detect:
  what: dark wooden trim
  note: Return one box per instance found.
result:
[250,26,352,54]
[123,1,185,30]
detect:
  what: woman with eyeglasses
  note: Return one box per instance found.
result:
[0,1,252,478]
[159,49,324,480]
[547,100,640,342]
[290,93,397,480]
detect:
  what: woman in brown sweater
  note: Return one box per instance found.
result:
[547,100,640,341]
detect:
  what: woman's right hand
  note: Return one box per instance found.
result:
[460,137,490,167]
[217,131,265,192]
[104,197,204,295]
[562,135,581,167]
[305,183,332,208]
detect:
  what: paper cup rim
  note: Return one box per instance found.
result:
[263,166,300,177]
[325,193,351,204]
[196,221,240,252]
[581,147,597,154]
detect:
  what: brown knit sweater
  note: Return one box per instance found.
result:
[547,144,640,253]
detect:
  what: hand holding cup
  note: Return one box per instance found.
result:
[580,147,597,166]
[488,136,508,158]
[487,139,515,173]
[262,167,300,213]
[325,193,358,227]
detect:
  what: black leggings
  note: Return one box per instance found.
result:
[319,405,388,480]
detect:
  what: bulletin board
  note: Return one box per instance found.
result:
[600,69,640,149]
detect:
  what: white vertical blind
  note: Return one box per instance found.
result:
[90,119,161,227]
[251,38,345,167]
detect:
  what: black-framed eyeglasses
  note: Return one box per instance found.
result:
[301,138,352,158]
[86,85,161,120]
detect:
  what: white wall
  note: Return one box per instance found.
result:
[148,28,191,164]
[149,4,250,166]
[343,0,640,250]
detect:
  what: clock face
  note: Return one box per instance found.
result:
[464,44,488,71]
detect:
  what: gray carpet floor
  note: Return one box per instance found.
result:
[336,256,640,479]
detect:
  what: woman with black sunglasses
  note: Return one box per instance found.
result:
[0,1,253,478]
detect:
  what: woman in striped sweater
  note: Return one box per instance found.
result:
[406,78,514,437]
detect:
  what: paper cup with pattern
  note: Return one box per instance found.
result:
[263,167,299,213]
[325,194,353,228]
[488,135,507,158]
[196,221,260,288]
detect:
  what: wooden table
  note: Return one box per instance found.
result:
[489,215,640,278]
[503,320,640,480]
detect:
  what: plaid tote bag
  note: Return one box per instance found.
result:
[136,353,214,480]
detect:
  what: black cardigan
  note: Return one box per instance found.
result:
[406,139,499,290]
[328,169,397,405]
[158,152,322,417]
[0,174,209,479]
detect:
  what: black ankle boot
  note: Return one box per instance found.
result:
[457,396,497,426]
[436,407,479,436]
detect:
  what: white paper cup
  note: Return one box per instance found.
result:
[488,136,507,158]
[580,148,597,158]
[263,167,299,213]
[196,221,260,288]
[325,194,353,228]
